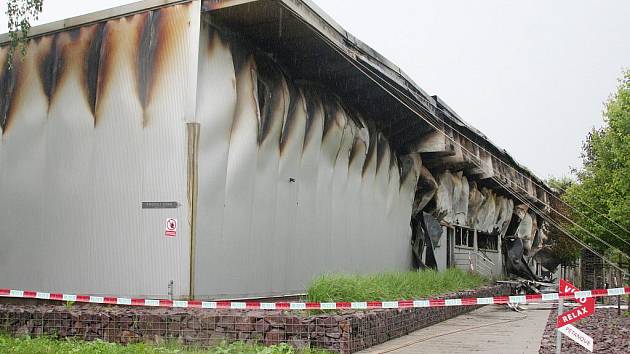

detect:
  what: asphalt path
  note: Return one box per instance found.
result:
[359,303,552,354]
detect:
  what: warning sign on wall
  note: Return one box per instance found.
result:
[165,218,177,237]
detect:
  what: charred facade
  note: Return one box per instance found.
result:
[0,0,553,299]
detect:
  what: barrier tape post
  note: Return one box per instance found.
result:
[617,271,622,316]
[555,293,563,354]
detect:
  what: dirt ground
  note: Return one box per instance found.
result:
[539,305,629,353]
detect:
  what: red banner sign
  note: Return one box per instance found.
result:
[557,279,595,328]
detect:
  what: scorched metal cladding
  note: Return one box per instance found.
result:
[193,26,421,298]
[0,0,553,299]
[0,3,423,299]
[0,3,198,298]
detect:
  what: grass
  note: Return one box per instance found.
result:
[0,335,331,354]
[307,268,489,303]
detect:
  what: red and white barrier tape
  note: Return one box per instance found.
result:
[1,287,628,311]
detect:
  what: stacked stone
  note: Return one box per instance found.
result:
[345,284,510,352]
[0,284,509,353]
[0,305,353,351]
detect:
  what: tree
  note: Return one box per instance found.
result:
[563,69,630,259]
[545,176,582,266]
[547,176,574,194]
[5,0,43,68]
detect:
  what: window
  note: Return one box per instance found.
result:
[455,227,462,246]
[477,232,498,251]
[454,226,474,248]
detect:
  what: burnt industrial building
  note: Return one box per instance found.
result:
[0,0,553,299]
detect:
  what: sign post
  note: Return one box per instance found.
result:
[556,279,595,352]
[555,295,563,354]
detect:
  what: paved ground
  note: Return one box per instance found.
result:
[359,303,552,354]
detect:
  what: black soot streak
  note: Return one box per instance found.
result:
[86,23,106,116]
[38,34,61,106]
[0,55,18,134]
[137,10,162,114]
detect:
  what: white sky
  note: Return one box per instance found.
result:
[1,0,629,178]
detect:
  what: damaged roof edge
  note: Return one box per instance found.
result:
[0,0,192,43]
[0,0,549,189]
[434,95,549,187]
[266,0,548,188]
[202,1,436,122]
[278,0,437,111]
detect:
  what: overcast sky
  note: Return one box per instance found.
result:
[2,0,629,178]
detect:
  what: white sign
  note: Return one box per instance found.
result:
[559,324,594,352]
[165,218,177,237]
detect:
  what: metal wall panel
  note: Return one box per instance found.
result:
[0,2,198,298]
[193,25,422,299]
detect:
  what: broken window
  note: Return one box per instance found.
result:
[454,226,474,248]
[478,232,498,251]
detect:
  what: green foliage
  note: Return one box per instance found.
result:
[5,0,44,68]
[306,268,489,303]
[544,177,582,265]
[0,335,330,354]
[546,176,574,194]
[547,231,582,266]
[562,69,630,257]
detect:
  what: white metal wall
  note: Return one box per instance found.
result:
[0,2,199,298]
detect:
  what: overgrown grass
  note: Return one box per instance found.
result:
[307,268,489,303]
[0,335,330,354]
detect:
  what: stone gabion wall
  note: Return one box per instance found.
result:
[346,284,511,352]
[0,284,510,353]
